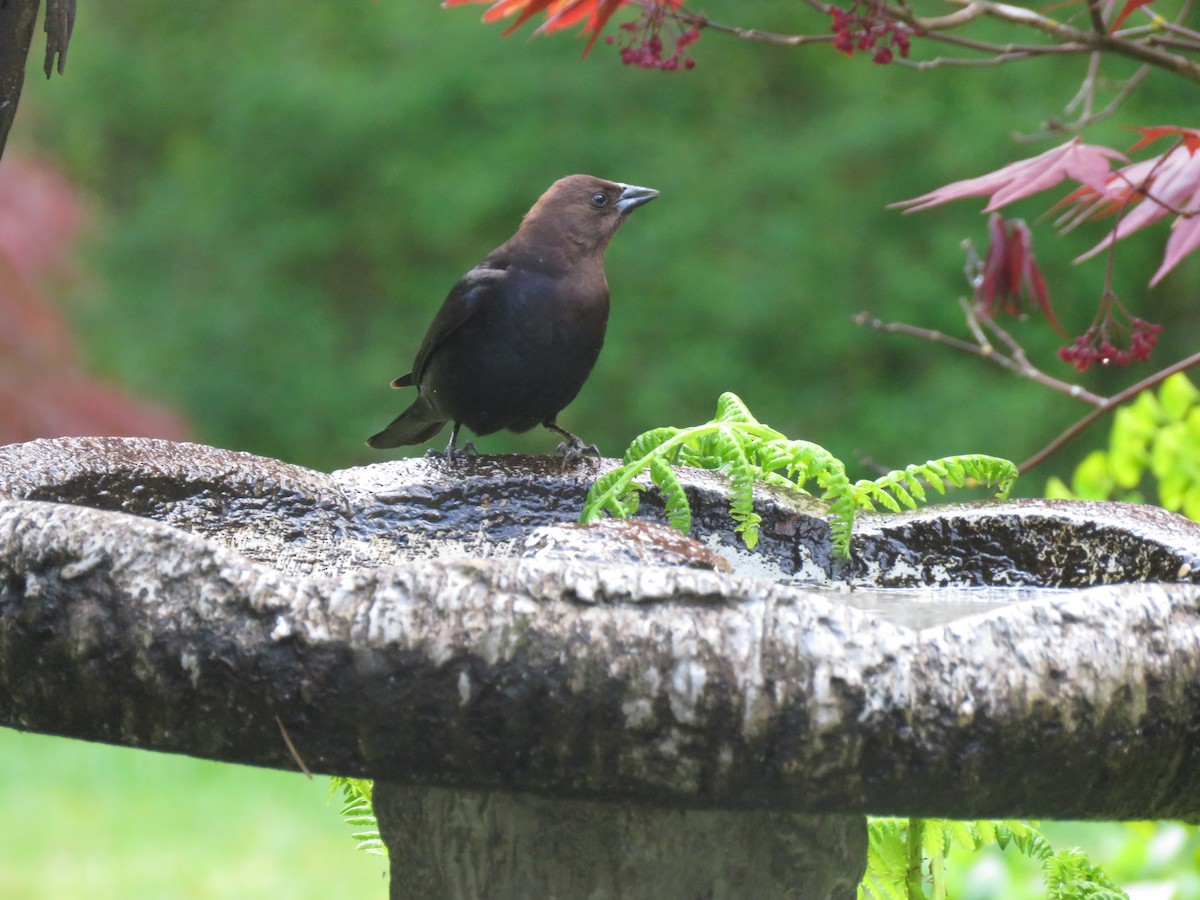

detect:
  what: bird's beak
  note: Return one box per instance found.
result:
[615,183,659,214]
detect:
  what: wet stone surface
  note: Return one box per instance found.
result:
[4,437,1200,820]
[2,437,1200,619]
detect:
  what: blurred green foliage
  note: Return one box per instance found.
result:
[947,820,1200,899]
[17,0,1199,479]
[1047,373,1200,518]
[9,7,1200,895]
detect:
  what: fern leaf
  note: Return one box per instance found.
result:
[886,479,917,509]
[944,456,967,483]
[920,461,948,495]
[1044,849,1128,899]
[921,818,950,862]
[329,777,387,858]
[902,469,928,503]
[860,818,910,900]
[581,467,644,523]
[728,455,762,550]
[583,396,1017,560]
[650,456,692,534]
[624,426,683,464]
[715,392,760,425]
[857,481,904,513]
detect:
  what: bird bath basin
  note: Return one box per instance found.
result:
[2,437,1200,899]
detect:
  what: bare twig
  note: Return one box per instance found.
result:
[857,307,1200,473]
[1018,64,1150,139]
[667,0,1200,84]
[276,715,314,779]
[1018,350,1200,472]
[853,310,993,356]
[853,309,1106,405]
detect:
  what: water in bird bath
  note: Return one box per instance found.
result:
[807,583,1074,630]
[702,533,1074,631]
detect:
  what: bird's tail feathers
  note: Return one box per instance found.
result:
[366,404,447,449]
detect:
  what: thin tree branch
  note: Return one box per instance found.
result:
[858,306,1200,474]
[668,0,1200,84]
[1018,350,1200,472]
[1018,65,1150,140]
[852,310,1106,405]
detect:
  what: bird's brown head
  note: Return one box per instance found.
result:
[517,174,659,257]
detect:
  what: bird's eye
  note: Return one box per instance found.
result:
[590,192,609,208]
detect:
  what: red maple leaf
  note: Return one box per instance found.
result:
[1065,128,1200,285]
[976,214,1063,334]
[1109,0,1154,32]
[444,0,631,53]
[892,138,1125,214]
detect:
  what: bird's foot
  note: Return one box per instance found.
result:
[555,437,601,469]
[426,440,478,463]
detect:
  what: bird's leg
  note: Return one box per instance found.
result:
[425,423,478,462]
[544,419,600,467]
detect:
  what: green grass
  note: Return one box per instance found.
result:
[0,728,386,899]
[9,725,1200,899]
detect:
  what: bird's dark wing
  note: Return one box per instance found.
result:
[406,265,506,385]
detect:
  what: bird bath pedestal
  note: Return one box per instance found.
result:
[2,437,1200,899]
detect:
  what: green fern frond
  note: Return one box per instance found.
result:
[994,820,1053,861]
[651,456,692,534]
[624,426,683,463]
[1044,849,1127,899]
[859,818,909,900]
[583,466,645,520]
[853,455,1018,515]
[329,777,387,858]
[583,395,1018,560]
[714,391,760,425]
[729,459,762,549]
[859,818,1125,900]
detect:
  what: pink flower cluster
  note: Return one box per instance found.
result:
[829,0,911,64]
[607,7,699,70]
[1058,295,1163,371]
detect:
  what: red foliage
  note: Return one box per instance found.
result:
[0,155,189,445]
[829,0,911,65]
[606,6,698,70]
[443,0,698,61]
[893,138,1125,214]
[1065,128,1200,285]
[975,214,1062,334]
[444,0,634,54]
[896,131,1200,368]
[1109,0,1155,32]
[1058,293,1162,371]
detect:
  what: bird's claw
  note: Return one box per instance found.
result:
[427,441,478,463]
[555,438,601,468]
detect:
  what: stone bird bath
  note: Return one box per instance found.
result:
[2,436,1200,898]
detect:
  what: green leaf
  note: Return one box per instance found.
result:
[1160,373,1199,420]
[1109,409,1150,489]
[1070,450,1115,500]
[1184,484,1200,523]
[715,391,760,426]
[1044,476,1074,500]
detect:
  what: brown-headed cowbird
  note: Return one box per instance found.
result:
[367,174,658,461]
